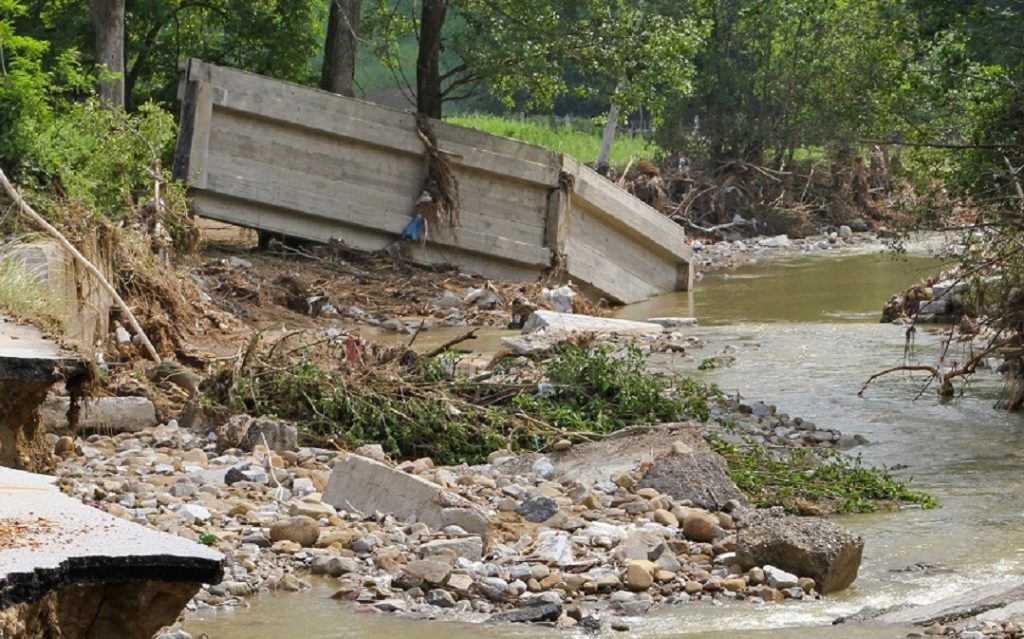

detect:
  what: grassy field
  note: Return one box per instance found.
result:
[446,113,661,167]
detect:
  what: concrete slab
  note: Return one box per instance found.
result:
[0,317,89,472]
[322,454,489,543]
[0,317,85,384]
[522,311,662,336]
[0,466,223,609]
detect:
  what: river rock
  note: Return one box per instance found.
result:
[734,507,863,594]
[681,510,720,543]
[517,496,559,523]
[487,603,563,624]
[269,516,320,547]
[625,561,655,591]
[533,530,575,565]
[420,537,484,562]
[637,428,745,510]
[396,559,451,588]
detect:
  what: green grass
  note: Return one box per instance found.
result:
[446,113,662,167]
[0,257,57,320]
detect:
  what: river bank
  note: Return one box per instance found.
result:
[51,380,879,639]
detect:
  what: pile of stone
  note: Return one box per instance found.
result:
[693,230,882,275]
[51,412,864,633]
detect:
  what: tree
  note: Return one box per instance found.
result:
[22,0,324,109]
[321,0,361,96]
[86,0,123,107]
[363,0,703,121]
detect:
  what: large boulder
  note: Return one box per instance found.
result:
[637,429,745,511]
[734,507,863,594]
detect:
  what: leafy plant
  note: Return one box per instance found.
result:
[708,435,938,514]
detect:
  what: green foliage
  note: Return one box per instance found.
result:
[224,342,714,465]
[709,436,938,513]
[22,0,325,108]
[25,100,179,215]
[0,257,56,319]
[446,113,661,166]
[362,0,704,120]
[512,343,709,432]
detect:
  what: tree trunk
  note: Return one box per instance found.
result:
[595,103,622,173]
[320,0,361,96]
[88,0,125,108]
[416,0,446,118]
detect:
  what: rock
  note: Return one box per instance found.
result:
[177,504,211,524]
[217,415,298,452]
[324,556,360,577]
[426,588,457,608]
[517,496,559,523]
[54,436,75,457]
[533,530,575,566]
[653,509,679,527]
[396,559,451,588]
[681,510,719,543]
[553,439,572,452]
[764,565,799,589]
[419,537,484,562]
[447,573,474,592]
[625,561,655,591]
[268,516,320,547]
[638,429,745,510]
[322,454,489,543]
[838,225,853,239]
[734,507,863,594]
[487,603,563,624]
[181,448,208,468]
[522,311,662,337]
[353,443,387,462]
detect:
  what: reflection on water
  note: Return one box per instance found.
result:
[189,251,1024,639]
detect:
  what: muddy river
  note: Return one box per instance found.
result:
[188,247,1024,639]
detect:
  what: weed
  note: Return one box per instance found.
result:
[0,256,58,322]
[708,436,938,514]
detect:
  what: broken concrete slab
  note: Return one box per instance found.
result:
[735,506,863,594]
[522,311,662,336]
[322,454,489,543]
[0,466,223,638]
[0,317,89,473]
[41,395,157,435]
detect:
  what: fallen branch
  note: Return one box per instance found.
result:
[424,328,478,358]
[0,169,161,363]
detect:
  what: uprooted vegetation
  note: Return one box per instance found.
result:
[205,336,713,466]
[613,148,922,240]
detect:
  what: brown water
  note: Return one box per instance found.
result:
[189,249,1024,639]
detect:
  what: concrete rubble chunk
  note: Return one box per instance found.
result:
[735,506,863,594]
[322,454,489,543]
[41,395,157,435]
[0,466,222,638]
[522,311,663,336]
